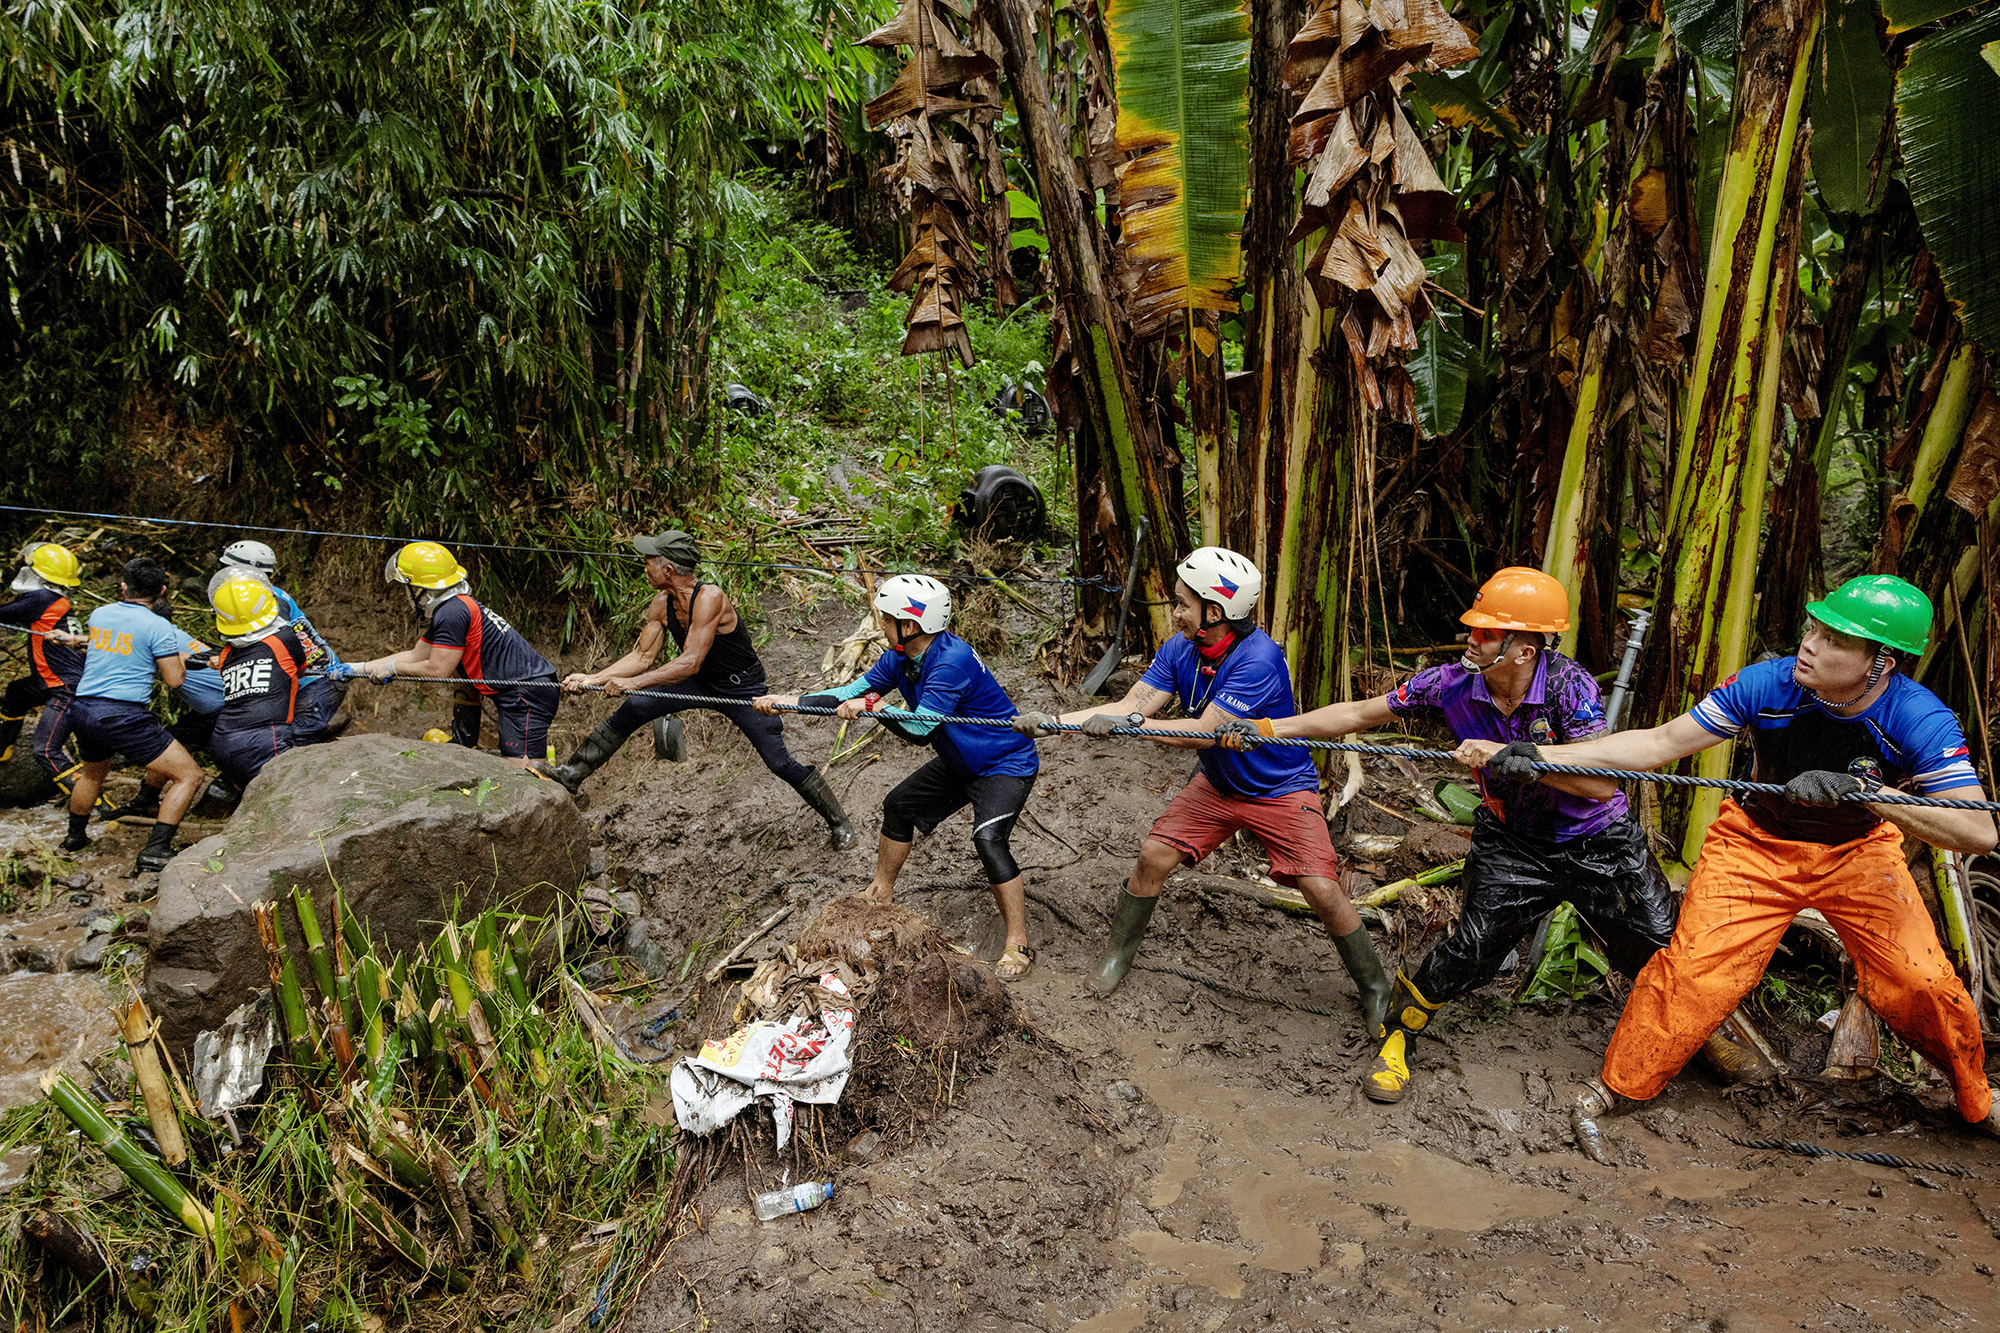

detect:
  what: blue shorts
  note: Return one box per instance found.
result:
[71,697,175,767]
[211,723,295,786]
[490,682,558,759]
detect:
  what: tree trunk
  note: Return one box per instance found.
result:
[993,0,1181,645]
[1637,0,1822,860]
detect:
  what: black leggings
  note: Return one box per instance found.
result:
[605,682,811,787]
[1409,809,1678,1004]
[881,756,1037,884]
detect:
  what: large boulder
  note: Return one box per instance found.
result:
[148,733,587,1049]
[0,736,57,808]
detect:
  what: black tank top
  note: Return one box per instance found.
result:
[666,583,765,692]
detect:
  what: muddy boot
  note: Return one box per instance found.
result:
[61,811,90,853]
[105,781,164,826]
[652,714,685,762]
[134,821,179,875]
[1334,926,1392,1039]
[534,722,626,795]
[1090,890,1158,995]
[450,700,483,749]
[1570,1077,1624,1164]
[1362,972,1442,1104]
[0,712,22,764]
[791,767,855,850]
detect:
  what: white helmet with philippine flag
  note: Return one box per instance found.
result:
[873,574,951,634]
[1176,546,1262,620]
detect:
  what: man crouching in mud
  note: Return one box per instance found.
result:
[1476,576,2000,1156]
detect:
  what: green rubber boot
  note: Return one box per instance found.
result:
[1333,926,1393,1039]
[1090,890,1158,995]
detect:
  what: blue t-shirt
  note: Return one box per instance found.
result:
[177,632,226,715]
[1691,657,1981,844]
[423,594,553,693]
[1140,630,1320,799]
[78,602,185,703]
[273,586,338,668]
[860,632,1039,779]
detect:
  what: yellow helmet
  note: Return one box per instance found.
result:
[209,572,280,637]
[387,541,467,591]
[25,542,81,587]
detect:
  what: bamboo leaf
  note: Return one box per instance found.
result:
[1811,0,1895,215]
[1897,12,2000,351]
[1881,0,1988,35]
[1104,0,1252,337]
[1409,315,1472,438]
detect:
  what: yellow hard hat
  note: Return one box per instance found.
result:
[422,727,452,743]
[388,541,467,591]
[210,573,280,637]
[26,542,81,588]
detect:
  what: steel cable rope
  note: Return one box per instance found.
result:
[0,504,1126,591]
[1726,1135,1976,1178]
[359,674,2000,813]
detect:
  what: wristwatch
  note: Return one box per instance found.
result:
[1119,712,1145,728]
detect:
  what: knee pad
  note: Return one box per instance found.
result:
[881,803,916,845]
[973,822,1021,884]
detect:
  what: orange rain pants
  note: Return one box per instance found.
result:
[1602,799,1991,1122]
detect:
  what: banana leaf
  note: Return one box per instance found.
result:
[1664,0,1741,63]
[1882,0,1988,34]
[1896,11,2000,351]
[1409,315,1472,438]
[1103,0,1252,338]
[1811,0,1895,215]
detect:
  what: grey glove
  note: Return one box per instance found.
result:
[1012,712,1063,739]
[1081,711,1139,738]
[1213,719,1265,751]
[1783,770,1868,807]
[1487,741,1543,783]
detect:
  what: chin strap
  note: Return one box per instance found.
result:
[1810,648,1890,709]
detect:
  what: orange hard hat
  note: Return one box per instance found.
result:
[1461,567,1570,633]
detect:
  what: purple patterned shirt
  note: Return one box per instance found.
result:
[1385,651,1623,841]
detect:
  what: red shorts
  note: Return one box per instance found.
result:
[1147,773,1340,885]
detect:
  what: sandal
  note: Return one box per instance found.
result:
[996,944,1035,981]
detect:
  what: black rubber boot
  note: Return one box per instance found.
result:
[134,820,179,874]
[1090,890,1159,995]
[451,700,483,748]
[1334,925,1393,1039]
[652,715,685,762]
[791,767,855,850]
[533,722,627,794]
[61,811,90,853]
[106,782,164,825]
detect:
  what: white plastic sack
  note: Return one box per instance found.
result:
[669,974,855,1149]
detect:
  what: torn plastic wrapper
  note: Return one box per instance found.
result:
[190,994,277,1119]
[670,974,855,1149]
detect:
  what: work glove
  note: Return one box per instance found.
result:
[1214,718,1275,751]
[1012,712,1063,739]
[365,661,398,684]
[325,662,358,683]
[184,650,215,671]
[1487,741,1543,783]
[1081,711,1138,738]
[1782,770,1871,807]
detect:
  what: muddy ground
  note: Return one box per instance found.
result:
[5,582,1999,1330]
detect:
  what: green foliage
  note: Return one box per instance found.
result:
[1520,903,1610,1001]
[1811,0,1895,216]
[1754,964,1842,1026]
[1896,10,2000,353]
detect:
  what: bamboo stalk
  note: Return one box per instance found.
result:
[40,1071,213,1237]
[291,884,336,1005]
[336,1168,435,1273]
[1351,860,1466,910]
[255,902,316,1069]
[119,995,188,1167]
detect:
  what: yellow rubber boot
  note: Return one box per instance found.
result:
[1362,972,1442,1104]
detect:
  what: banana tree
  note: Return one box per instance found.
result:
[1636,0,1823,859]
[1102,0,1251,544]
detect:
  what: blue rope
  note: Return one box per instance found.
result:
[371,676,2000,813]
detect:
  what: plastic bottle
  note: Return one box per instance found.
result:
[754,1181,834,1221]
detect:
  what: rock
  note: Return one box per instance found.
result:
[66,936,110,971]
[843,1130,882,1164]
[623,919,672,980]
[64,872,89,891]
[588,849,608,878]
[3,940,61,973]
[0,737,55,808]
[147,734,586,1050]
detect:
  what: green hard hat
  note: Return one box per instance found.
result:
[1805,575,1932,656]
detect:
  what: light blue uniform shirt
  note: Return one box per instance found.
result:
[78,602,185,703]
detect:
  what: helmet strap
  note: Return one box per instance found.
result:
[1810,647,1890,709]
